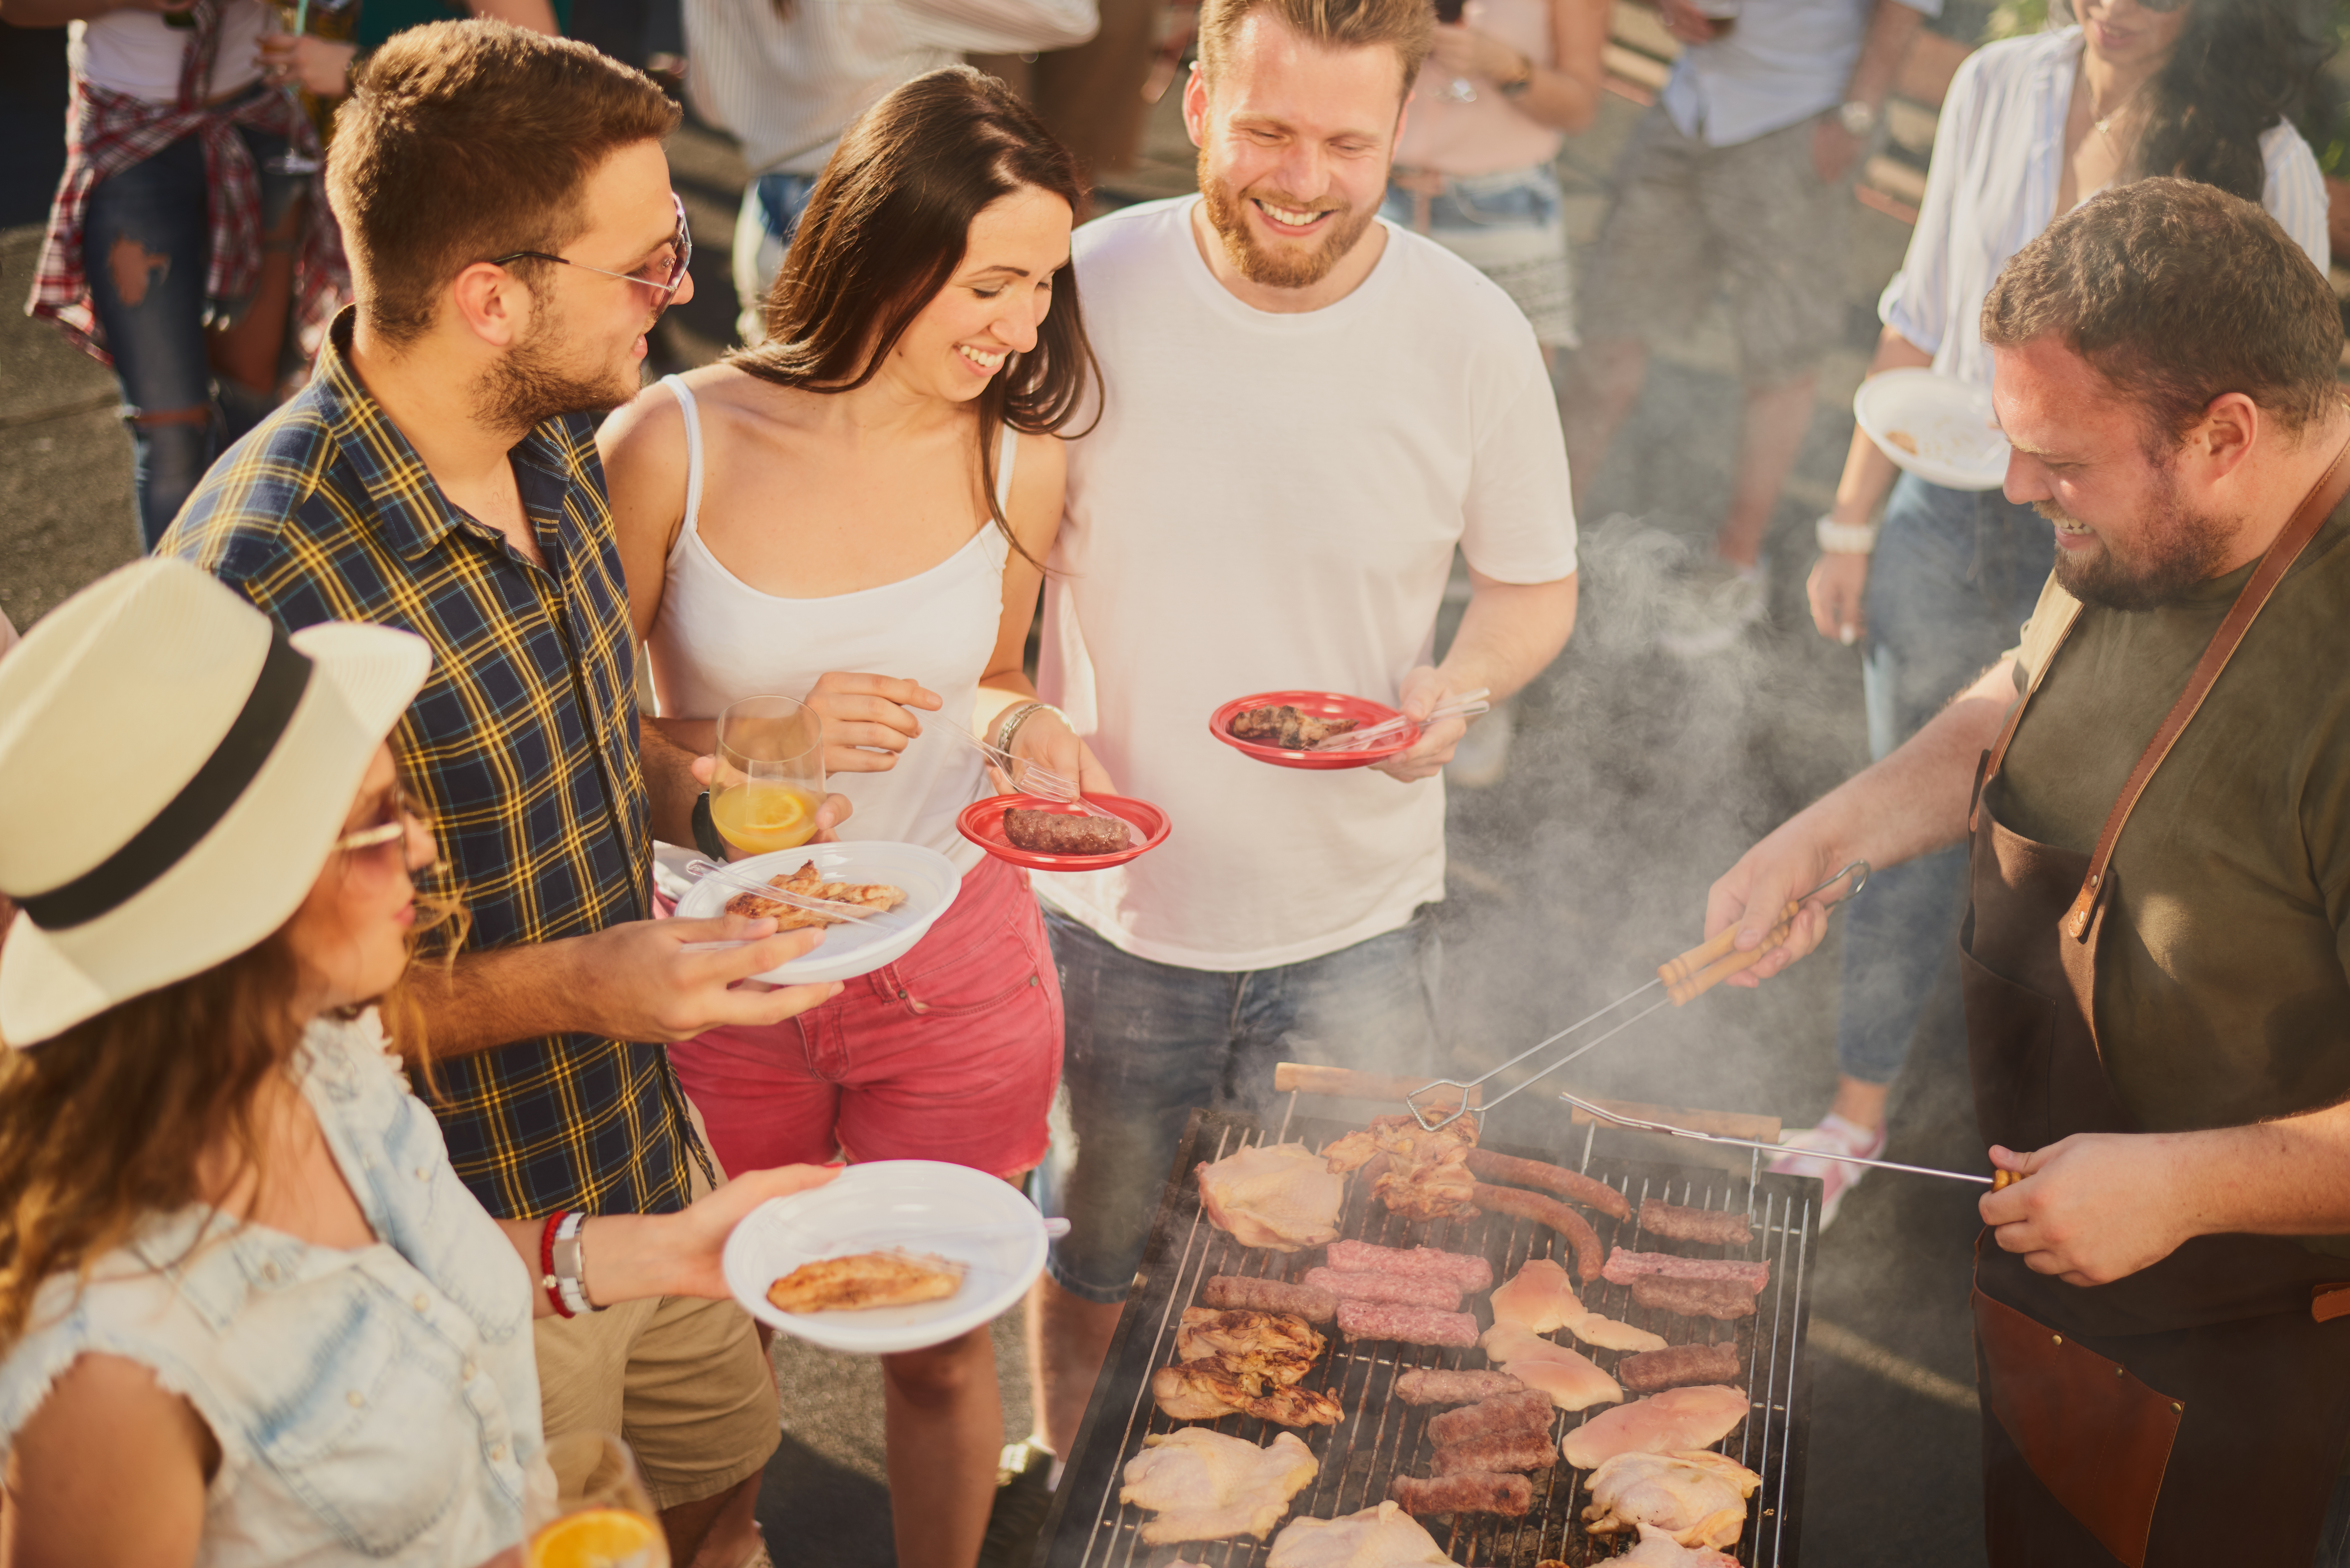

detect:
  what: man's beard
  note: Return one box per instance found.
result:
[2037,468,2236,611]
[1196,155,1378,290]
[475,298,643,435]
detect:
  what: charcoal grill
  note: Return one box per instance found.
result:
[1032,1106,1822,1567]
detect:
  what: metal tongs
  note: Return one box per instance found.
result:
[1558,1090,2017,1189]
[1403,862,1873,1132]
[685,857,906,931]
[1312,688,1493,751]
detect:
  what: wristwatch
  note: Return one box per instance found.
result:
[1837,99,1878,137]
[691,791,728,860]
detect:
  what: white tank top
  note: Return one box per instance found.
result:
[71,1,270,103]
[644,374,1015,873]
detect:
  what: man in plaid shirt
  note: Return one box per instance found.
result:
[166,24,838,1567]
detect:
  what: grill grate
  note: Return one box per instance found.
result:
[1031,1106,1820,1568]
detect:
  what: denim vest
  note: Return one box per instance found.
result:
[0,1014,542,1565]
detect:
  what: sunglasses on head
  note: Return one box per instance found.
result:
[487,192,693,307]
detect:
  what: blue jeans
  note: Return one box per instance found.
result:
[1832,473,2054,1085]
[730,170,821,343]
[80,114,303,548]
[1034,905,1444,1303]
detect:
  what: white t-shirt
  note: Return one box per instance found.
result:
[72,1,270,103]
[1034,197,1578,971]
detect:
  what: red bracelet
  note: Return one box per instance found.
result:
[539,1211,574,1318]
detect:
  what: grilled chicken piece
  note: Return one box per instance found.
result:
[1564,1313,1669,1354]
[1479,1323,1624,1412]
[1120,1428,1320,1542]
[725,861,908,930]
[1619,1524,1742,1565]
[1197,1143,1347,1251]
[1490,1258,1582,1335]
[1582,1450,1762,1550]
[1151,1358,1343,1427]
[765,1249,962,1313]
[1320,1114,1480,1221]
[1321,1113,1477,1173]
[1562,1386,1749,1470]
[1177,1308,1326,1384]
[1230,705,1358,749]
[1268,1502,1458,1567]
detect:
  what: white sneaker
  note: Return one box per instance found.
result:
[1766,1112,1887,1230]
[1655,553,1769,659]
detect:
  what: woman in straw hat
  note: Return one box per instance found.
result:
[0,559,836,1567]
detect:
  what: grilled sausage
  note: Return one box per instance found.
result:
[1619,1342,1745,1392]
[1299,1266,1460,1311]
[1432,1434,1557,1476]
[1469,1182,1603,1281]
[1630,1275,1757,1320]
[1602,1249,1770,1293]
[1463,1148,1633,1222]
[1002,808,1129,856]
[1395,1368,1528,1406]
[1335,1301,1480,1346]
[1390,1472,1533,1517]
[1324,1240,1493,1292]
[1426,1390,1556,1446]
[1638,1200,1753,1248]
[1199,1275,1337,1324]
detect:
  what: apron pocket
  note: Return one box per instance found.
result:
[1974,1285,2180,1568]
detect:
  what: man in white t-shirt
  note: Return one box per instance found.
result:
[1011,0,1581,1487]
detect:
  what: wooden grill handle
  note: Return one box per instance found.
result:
[1992,1168,2019,1190]
[1656,899,1800,1005]
[1271,1062,1480,1108]
[1564,1094,1781,1145]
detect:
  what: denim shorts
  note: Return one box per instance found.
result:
[1382,163,1575,346]
[1033,906,1442,1303]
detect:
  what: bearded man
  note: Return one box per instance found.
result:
[164,25,849,1568]
[1007,0,1581,1503]
[1709,177,2350,1565]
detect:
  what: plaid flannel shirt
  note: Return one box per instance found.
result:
[166,307,701,1220]
[28,0,345,366]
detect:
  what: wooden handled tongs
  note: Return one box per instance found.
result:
[1559,1091,2019,1189]
[1400,863,1873,1132]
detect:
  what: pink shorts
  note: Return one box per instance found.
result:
[668,853,1064,1180]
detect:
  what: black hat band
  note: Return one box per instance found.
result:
[20,625,315,932]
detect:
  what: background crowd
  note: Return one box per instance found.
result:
[3,0,2350,1563]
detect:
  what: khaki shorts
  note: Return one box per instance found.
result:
[533,1163,777,1510]
[1580,105,1851,385]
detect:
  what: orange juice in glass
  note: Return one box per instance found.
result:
[527,1432,667,1568]
[709,695,825,856]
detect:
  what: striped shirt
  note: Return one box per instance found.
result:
[683,0,1097,177]
[164,307,701,1222]
[1881,27,2330,390]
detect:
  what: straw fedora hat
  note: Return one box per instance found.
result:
[0,560,431,1046]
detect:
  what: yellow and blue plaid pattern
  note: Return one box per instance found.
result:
[165,309,696,1219]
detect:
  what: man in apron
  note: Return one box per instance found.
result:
[1706,175,2350,1566]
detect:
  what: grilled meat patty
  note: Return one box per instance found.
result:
[1638,1201,1753,1248]
[1002,807,1129,856]
[1619,1343,1745,1392]
[1389,1473,1533,1518]
[1230,705,1358,748]
[1630,1275,1758,1320]
[1394,1368,1528,1406]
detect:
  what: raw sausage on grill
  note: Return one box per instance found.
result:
[1395,1368,1528,1406]
[1432,1433,1557,1475]
[1637,1200,1753,1248]
[1199,1275,1337,1324]
[1426,1390,1555,1446]
[1620,1342,1745,1392]
[1389,1473,1533,1518]
[1631,1275,1757,1320]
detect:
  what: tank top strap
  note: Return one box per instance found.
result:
[660,373,707,540]
[995,422,1018,512]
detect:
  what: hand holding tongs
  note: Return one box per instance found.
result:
[1402,862,1873,1131]
[1558,1090,2018,1189]
[684,857,904,930]
[1313,689,1493,751]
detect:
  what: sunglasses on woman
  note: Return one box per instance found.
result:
[487,192,693,311]
[333,782,430,868]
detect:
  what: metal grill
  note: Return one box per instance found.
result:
[1033,1106,1820,1568]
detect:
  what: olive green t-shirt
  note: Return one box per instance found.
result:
[1993,497,2350,1139]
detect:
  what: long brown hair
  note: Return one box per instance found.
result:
[727,66,1100,568]
[0,863,463,1348]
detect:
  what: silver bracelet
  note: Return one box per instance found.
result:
[552,1211,599,1315]
[994,701,1065,758]
[1815,515,1879,555]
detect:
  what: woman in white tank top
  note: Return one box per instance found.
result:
[599,68,1103,1568]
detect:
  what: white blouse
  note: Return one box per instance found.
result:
[1880,27,2331,390]
[0,1014,542,1567]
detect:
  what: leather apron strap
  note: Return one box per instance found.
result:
[2056,436,2350,940]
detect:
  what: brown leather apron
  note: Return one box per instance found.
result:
[1962,440,2350,1568]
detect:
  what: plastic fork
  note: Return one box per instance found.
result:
[1312,688,1493,751]
[946,722,1138,843]
[684,857,905,929]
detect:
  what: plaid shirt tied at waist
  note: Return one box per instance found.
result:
[29,0,345,366]
[166,306,704,1220]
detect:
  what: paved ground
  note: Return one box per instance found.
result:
[0,69,1990,1568]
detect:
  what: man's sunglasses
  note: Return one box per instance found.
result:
[488,192,693,305]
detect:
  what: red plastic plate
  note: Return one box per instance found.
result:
[1208,690,1414,770]
[957,792,1171,871]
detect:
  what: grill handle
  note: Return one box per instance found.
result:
[1272,1062,1481,1109]
[1564,1092,1781,1144]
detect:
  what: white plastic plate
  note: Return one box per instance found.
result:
[1853,367,2010,492]
[722,1161,1048,1354]
[670,841,959,985]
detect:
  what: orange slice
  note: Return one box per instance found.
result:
[528,1507,664,1568]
